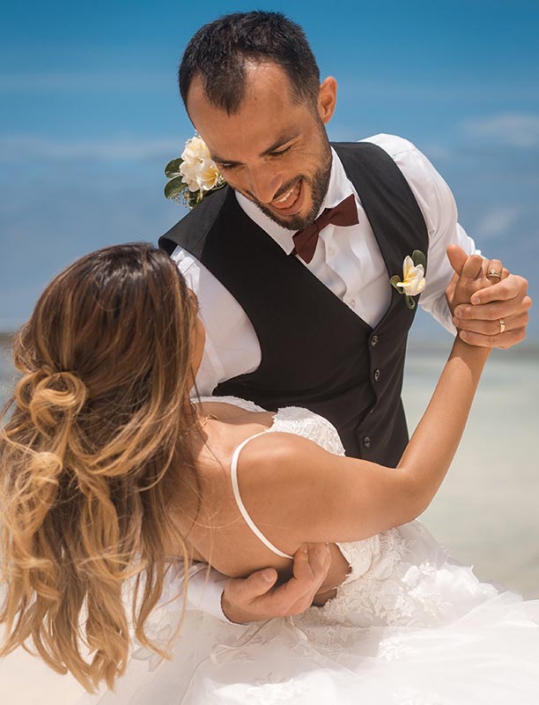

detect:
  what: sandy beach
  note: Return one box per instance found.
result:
[1,337,538,703]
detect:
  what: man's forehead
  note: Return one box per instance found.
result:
[188,61,297,115]
[187,66,305,161]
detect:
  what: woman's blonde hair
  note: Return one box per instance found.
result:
[0,243,199,690]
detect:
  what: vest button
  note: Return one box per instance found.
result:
[363,436,371,449]
[373,369,381,382]
[371,335,379,347]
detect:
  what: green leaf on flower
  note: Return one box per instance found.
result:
[405,295,416,309]
[164,175,187,200]
[187,191,203,209]
[390,275,402,291]
[164,158,184,178]
[411,250,426,269]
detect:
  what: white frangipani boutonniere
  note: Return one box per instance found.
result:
[164,135,226,209]
[390,250,426,309]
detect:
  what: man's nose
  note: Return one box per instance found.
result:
[246,164,282,204]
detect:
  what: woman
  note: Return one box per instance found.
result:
[1,243,538,704]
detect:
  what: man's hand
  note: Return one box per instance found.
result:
[446,245,531,348]
[221,543,331,624]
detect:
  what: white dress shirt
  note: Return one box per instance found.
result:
[173,134,477,396]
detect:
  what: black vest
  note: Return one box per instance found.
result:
[160,142,428,466]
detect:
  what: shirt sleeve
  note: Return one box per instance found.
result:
[171,247,227,395]
[369,134,480,334]
[171,246,261,394]
[179,562,240,624]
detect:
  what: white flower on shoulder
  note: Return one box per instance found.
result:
[182,135,211,162]
[390,250,426,309]
[164,135,226,209]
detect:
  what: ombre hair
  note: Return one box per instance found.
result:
[0,243,200,690]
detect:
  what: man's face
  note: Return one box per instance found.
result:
[186,62,336,231]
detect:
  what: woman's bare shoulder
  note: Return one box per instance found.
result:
[187,431,331,574]
[230,432,339,541]
[236,430,331,477]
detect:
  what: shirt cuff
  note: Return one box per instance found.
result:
[186,564,241,625]
[428,295,458,335]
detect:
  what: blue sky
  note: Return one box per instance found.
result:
[1,0,538,338]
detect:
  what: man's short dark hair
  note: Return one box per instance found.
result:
[179,11,321,114]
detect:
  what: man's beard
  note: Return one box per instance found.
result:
[251,141,332,232]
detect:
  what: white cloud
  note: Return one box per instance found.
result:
[464,113,539,148]
[338,79,537,104]
[0,135,183,162]
[473,207,522,240]
[0,72,168,92]
[420,143,452,162]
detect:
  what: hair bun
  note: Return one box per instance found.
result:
[16,369,88,435]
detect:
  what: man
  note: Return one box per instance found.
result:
[159,11,531,623]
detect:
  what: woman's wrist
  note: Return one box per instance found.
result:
[452,333,491,362]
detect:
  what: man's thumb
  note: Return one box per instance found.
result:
[240,568,278,599]
[446,245,468,276]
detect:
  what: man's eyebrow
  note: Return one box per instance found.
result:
[211,152,241,166]
[261,131,300,156]
[212,131,300,165]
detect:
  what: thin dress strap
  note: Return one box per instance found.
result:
[230,433,294,561]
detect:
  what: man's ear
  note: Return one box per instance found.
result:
[318,77,337,125]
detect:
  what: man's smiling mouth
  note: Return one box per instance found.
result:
[271,181,302,212]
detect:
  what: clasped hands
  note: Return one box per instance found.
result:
[446,245,531,347]
[222,247,532,624]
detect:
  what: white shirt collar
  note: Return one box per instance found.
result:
[235,147,357,255]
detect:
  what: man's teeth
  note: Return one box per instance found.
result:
[275,186,295,204]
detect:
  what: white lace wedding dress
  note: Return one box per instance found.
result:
[79,398,539,704]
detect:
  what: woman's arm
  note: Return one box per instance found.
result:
[216,254,493,570]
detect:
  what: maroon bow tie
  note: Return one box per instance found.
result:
[291,194,359,264]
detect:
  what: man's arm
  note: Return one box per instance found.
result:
[380,134,532,346]
[368,134,475,333]
[180,545,331,624]
[171,246,261,395]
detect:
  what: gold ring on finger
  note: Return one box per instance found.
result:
[487,269,502,280]
[498,318,506,334]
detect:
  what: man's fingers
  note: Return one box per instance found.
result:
[221,544,332,623]
[278,543,331,616]
[227,567,278,603]
[292,542,331,584]
[453,311,530,337]
[454,297,532,323]
[470,274,528,306]
[459,325,527,349]
[221,569,280,623]
[257,547,329,617]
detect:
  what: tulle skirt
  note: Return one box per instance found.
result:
[78,523,539,704]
